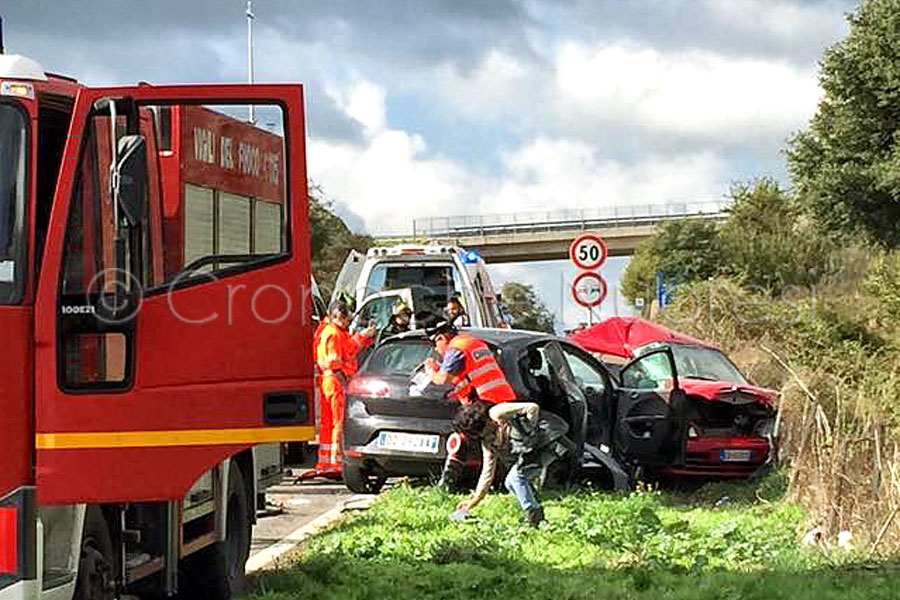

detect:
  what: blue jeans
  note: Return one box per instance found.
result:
[504,464,540,511]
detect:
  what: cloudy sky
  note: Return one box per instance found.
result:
[5,0,857,328]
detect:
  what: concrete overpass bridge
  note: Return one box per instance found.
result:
[375,201,730,263]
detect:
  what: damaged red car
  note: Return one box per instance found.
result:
[570,317,777,480]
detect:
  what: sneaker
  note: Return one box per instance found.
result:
[525,506,544,528]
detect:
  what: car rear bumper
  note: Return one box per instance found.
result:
[343,407,456,477]
[666,435,770,478]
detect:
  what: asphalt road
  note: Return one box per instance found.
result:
[247,450,382,572]
[250,476,353,561]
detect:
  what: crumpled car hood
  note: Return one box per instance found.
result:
[680,379,777,407]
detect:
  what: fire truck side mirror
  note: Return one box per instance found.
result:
[114,134,148,227]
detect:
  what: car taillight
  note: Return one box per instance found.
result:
[0,505,17,575]
[347,377,391,398]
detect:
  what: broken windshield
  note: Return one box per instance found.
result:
[637,342,748,384]
[0,103,27,304]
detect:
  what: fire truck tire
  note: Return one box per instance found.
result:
[74,507,117,600]
[182,463,251,599]
[342,461,387,494]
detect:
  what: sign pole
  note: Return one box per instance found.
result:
[569,234,608,326]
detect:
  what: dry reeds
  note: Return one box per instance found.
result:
[660,275,900,553]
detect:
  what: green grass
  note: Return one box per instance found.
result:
[250,476,900,600]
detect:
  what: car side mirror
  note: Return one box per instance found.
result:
[114,135,148,226]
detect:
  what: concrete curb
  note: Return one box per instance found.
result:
[245,493,378,573]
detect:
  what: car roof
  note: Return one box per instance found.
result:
[386,327,558,346]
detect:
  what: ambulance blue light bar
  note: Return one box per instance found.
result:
[463,250,481,264]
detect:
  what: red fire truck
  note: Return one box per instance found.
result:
[0,51,315,600]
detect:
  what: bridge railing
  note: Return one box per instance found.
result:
[410,200,731,239]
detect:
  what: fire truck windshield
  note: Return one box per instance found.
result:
[0,103,26,304]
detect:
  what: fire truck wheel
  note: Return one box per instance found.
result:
[342,461,387,494]
[74,507,117,600]
[182,462,251,599]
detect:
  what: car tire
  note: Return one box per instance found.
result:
[343,460,387,494]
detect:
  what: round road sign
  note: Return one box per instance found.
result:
[572,271,608,308]
[569,233,608,270]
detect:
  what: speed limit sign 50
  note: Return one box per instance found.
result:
[569,233,608,270]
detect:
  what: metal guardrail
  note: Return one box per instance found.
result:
[409,200,731,239]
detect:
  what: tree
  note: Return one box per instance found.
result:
[719,179,835,292]
[501,282,556,333]
[787,0,900,247]
[621,217,723,306]
[621,179,836,306]
[309,184,373,294]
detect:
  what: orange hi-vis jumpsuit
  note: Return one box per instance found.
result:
[312,318,373,474]
[447,334,517,404]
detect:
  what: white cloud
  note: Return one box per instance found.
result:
[554,41,822,143]
[488,138,728,214]
[308,82,476,233]
[702,0,850,49]
[339,81,388,134]
[308,81,731,233]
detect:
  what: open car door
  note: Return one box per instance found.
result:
[615,348,684,466]
[352,288,416,334]
[332,249,365,303]
[35,84,313,504]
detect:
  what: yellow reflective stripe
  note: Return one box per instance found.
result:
[36,425,315,450]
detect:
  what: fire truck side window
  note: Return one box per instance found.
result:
[59,118,133,387]
[151,104,287,286]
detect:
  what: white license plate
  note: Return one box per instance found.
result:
[377,431,440,454]
[720,449,752,462]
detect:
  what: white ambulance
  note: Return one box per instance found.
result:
[332,245,506,332]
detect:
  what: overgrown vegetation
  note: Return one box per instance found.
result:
[500,281,556,333]
[251,482,899,600]
[622,179,835,308]
[657,264,900,552]
[787,0,900,247]
[619,0,900,554]
[309,184,373,293]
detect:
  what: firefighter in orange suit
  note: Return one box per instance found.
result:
[300,300,375,480]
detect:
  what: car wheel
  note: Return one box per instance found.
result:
[343,461,387,494]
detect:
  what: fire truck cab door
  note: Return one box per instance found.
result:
[34,85,314,504]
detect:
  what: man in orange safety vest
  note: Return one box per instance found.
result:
[300,300,375,480]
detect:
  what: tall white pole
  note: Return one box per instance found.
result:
[247,0,255,124]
